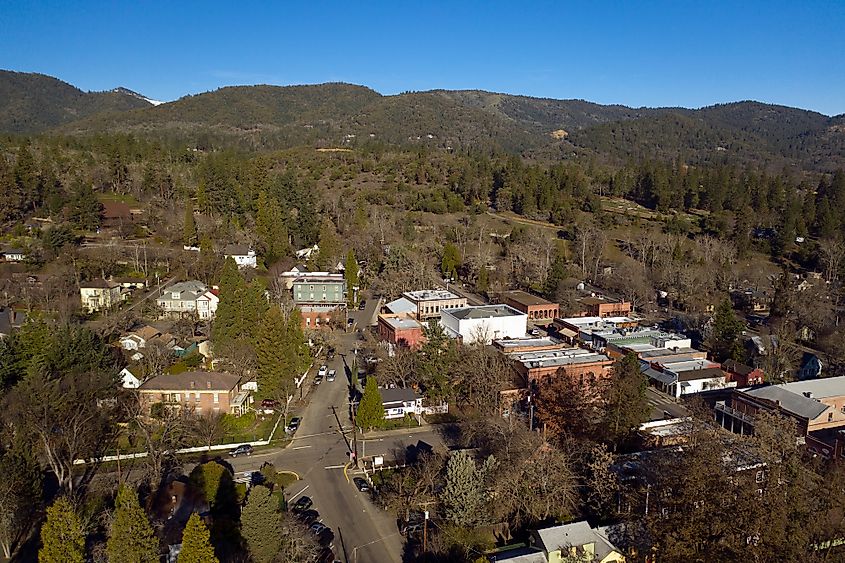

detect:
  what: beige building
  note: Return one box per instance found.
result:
[80,279,121,312]
[402,289,467,320]
[138,371,250,416]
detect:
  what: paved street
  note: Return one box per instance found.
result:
[228,321,444,563]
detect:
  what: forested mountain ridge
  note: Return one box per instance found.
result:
[2,70,845,171]
[0,70,152,133]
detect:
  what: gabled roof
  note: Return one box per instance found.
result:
[742,385,829,420]
[379,387,421,404]
[80,278,118,289]
[223,244,253,256]
[139,371,240,392]
[534,520,620,559]
[724,359,757,376]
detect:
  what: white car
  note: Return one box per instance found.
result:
[318,365,328,377]
[327,369,336,382]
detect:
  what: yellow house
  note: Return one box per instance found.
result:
[537,521,625,563]
[496,521,625,563]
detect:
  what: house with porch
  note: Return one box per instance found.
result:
[80,279,121,312]
[138,371,250,416]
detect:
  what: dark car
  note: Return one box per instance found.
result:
[298,509,319,524]
[347,318,354,327]
[286,417,301,433]
[291,496,313,513]
[309,522,328,535]
[358,300,366,310]
[353,477,370,492]
[229,444,253,457]
[401,522,425,537]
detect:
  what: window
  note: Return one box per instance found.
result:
[830,412,835,422]
[755,470,764,483]
[214,393,219,404]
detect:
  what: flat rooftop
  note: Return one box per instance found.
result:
[383,316,423,330]
[509,348,613,369]
[776,376,845,399]
[501,290,555,307]
[293,274,345,283]
[638,347,701,359]
[661,359,720,373]
[445,304,525,320]
[403,289,461,301]
[493,336,564,350]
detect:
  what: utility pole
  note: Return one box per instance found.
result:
[423,510,429,552]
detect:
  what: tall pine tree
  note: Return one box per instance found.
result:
[183,203,198,247]
[240,486,283,563]
[107,486,159,563]
[39,497,85,563]
[344,250,359,305]
[178,513,218,563]
[356,376,385,431]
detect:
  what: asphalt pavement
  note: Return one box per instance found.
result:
[226,324,444,563]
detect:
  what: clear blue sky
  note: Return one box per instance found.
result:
[2,1,844,115]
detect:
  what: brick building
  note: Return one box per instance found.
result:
[499,290,559,324]
[138,371,250,416]
[576,297,632,318]
[377,314,425,349]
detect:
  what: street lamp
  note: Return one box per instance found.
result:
[444,277,454,291]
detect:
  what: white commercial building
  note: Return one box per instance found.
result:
[440,304,527,344]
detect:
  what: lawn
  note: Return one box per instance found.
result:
[222,412,278,444]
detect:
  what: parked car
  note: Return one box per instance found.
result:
[310,522,328,535]
[353,477,370,492]
[286,417,301,433]
[400,522,425,537]
[314,374,323,385]
[327,348,336,360]
[358,300,366,310]
[530,328,541,337]
[347,318,354,327]
[229,444,253,458]
[327,369,336,382]
[318,365,328,377]
[291,496,313,513]
[298,509,319,524]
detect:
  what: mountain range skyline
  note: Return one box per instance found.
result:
[2,2,843,115]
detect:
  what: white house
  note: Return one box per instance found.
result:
[439,304,527,345]
[0,248,26,262]
[119,334,146,351]
[119,367,143,389]
[80,279,122,312]
[156,281,219,319]
[223,244,257,269]
[296,244,319,260]
[379,388,424,419]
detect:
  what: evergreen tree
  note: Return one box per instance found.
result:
[709,299,745,362]
[440,450,495,527]
[240,486,283,563]
[315,219,341,270]
[39,497,85,563]
[0,445,42,559]
[213,258,267,350]
[600,353,650,447]
[441,242,461,280]
[255,191,289,266]
[476,265,489,294]
[107,485,159,563]
[344,250,359,305]
[178,513,218,563]
[66,180,103,231]
[284,309,311,375]
[183,203,198,247]
[357,376,385,431]
[255,305,292,404]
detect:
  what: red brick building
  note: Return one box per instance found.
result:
[499,290,559,324]
[576,297,632,318]
[377,314,425,349]
[138,371,250,416]
[723,359,765,387]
